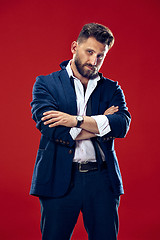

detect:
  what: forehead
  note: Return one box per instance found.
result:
[78,37,108,54]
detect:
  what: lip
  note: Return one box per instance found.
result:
[86,65,93,70]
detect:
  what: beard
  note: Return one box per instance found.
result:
[74,54,98,79]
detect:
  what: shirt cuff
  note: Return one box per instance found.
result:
[91,115,111,137]
[70,127,82,140]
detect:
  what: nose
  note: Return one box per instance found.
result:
[90,54,97,66]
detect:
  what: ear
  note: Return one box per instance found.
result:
[71,41,78,54]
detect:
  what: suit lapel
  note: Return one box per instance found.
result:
[59,69,77,115]
[91,81,101,115]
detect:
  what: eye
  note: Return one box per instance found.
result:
[97,54,103,60]
[87,50,93,55]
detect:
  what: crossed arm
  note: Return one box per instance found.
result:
[41,106,118,140]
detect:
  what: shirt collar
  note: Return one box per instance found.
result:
[66,60,101,82]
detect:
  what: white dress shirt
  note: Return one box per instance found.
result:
[66,61,111,163]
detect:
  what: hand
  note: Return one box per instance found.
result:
[103,106,119,115]
[41,110,77,128]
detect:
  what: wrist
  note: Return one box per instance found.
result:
[72,116,77,127]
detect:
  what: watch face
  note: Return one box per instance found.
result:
[76,116,84,127]
[77,116,83,121]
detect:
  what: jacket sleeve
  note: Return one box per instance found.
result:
[31,76,75,147]
[100,81,131,141]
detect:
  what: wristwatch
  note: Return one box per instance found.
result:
[76,116,84,128]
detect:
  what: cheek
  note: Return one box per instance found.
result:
[77,52,87,63]
[82,57,90,66]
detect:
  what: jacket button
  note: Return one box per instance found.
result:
[66,141,69,145]
[68,150,73,154]
[60,139,63,143]
[55,139,59,142]
[63,141,66,144]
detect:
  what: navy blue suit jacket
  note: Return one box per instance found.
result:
[30,60,131,197]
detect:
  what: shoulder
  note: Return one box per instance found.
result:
[100,75,120,92]
[36,69,61,83]
[34,69,65,90]
[100,75,118,87]
[36,60,69,83]
[99,75,125,100]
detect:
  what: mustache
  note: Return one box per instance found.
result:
[83,63,97,71]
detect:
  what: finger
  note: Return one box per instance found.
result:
[41,113,60,121]
[48,121,62,128]
[109,108,119,113]
[109,107,119,112]
[113,107,119,111]
[41,115,53,121]
[106,106,118,111]
[43,117,61,125]
[104,107,119,115]
[111,106,118,109]
[43,110,58,115]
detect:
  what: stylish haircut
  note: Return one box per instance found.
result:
[77,23,114,49]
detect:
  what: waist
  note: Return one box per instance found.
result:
[72,161,107,173]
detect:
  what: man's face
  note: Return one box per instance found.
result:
[72,37,109,79]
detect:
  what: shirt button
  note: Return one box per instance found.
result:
[68,150,73,154]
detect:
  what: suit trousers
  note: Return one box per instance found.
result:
[39,167,120,240]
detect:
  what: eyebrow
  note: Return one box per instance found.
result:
[86,48,94,51]
[86,48,105,55]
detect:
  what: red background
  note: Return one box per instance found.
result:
[1,0,160,239]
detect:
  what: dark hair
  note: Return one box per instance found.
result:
[77,23,114,49]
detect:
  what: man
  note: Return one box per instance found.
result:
[30,23,131,240]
